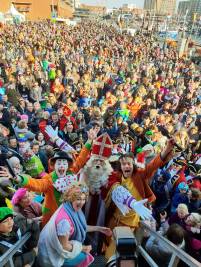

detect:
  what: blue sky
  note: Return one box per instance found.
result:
[80,0,181,8]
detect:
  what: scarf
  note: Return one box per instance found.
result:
[63,202,86,243]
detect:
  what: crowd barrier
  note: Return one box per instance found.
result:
[0,232,31,267]
[0,224,200,267]
[107,223,201,267]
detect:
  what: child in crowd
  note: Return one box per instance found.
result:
[0,207,40,267]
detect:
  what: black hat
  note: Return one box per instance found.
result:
[50,151,73,165]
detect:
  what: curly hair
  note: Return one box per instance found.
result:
[61,183,89,203]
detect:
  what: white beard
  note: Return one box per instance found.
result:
[81,156,113,194]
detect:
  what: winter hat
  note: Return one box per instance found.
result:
[0,207,13,223]
[135,151,146,169]
[178,182,189,192]
[17,133,28,143]
[12,188,27,206]
[145,130,154,136]
[143,144,155,153]
[20,114,28,121]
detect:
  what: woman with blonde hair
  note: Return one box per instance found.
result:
[174,128,189,150]
[37,183,111,267]
[168,204,189,228]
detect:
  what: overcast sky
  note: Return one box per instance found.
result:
[80,0,181,8]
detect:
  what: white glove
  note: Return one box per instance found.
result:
[191,227,200,234]
[45,125,58,142]
[130,199,152,220]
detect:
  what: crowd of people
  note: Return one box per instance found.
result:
[0,19,200,267]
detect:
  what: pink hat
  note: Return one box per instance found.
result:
[11,188,27,206]
[20,114,28,121]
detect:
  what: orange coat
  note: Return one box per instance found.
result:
[128,102,142,118]
[103,154,167,208]
[20,144,91,227]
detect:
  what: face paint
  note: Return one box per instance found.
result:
[55,159,68,178]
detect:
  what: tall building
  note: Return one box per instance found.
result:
[144,0,162,12]
[178,0,201,19]
[144,0,176,15]
[160,0,176,15]
[0,0,73,20]
[74,0,80,9]
[177,1,191,17]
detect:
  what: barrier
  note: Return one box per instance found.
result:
[107,223,201,267]
[138,222,201,267]
[0,232,31,267]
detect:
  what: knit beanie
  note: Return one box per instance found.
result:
[0,207,13,223]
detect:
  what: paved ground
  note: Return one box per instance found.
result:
[91,256,107,267]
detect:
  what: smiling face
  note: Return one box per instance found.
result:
[120,157,134,178]
[0,217,14,234]
[37,132,44,141]
[55,159,68,178]
[177,208,188,219]
[19,191,32,208]
[66,122,73,132]
[72,193,87,212]
[185,214,194,226]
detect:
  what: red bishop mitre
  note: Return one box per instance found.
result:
[91,133,113,159]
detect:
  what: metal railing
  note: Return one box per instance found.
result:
[0,232,31,267]
[107,224,201,267]
[137,222,201,267]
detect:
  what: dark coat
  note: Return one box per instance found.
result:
[0,215,40,267]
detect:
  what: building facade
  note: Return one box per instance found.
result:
[0,0,73,20]
[144,0,176,15]
[74,4,106,18]
[177,1,191,17]
[178,0,201,19]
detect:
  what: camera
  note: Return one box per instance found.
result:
[107,227,138,267]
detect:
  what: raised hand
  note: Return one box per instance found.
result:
[0,166,21,183]
[130,199,152,220]
[0,166,13,180]
[87,127,99,142]
[45,126,58,142]
[161,138,175,161]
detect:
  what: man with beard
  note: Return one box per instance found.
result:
[0,127,98,227]
[81,133,153,254]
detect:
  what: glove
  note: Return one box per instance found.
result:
[45,126,58,142]
[191,227,200,234]
[130,199,152,220]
